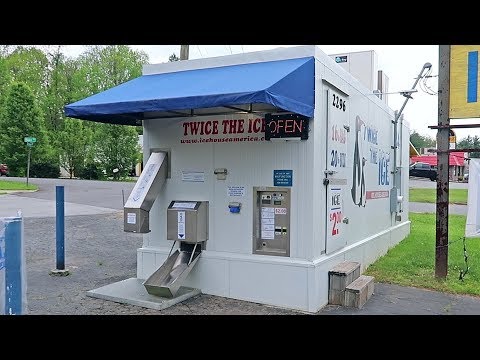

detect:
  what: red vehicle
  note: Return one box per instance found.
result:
[0,163,8,176]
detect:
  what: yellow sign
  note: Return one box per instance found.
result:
[449,129,456,143]
[450,45,480,119]
[409,142,419,157]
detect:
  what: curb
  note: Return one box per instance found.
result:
[0,189,39,195]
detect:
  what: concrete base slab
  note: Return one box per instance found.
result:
[86,278,201,311]
[49,269,70,276]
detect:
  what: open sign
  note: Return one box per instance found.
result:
[265,113,310,140]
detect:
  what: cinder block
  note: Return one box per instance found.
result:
[328,261,360,305]
[344,275,374,309]
[328,289,345,305]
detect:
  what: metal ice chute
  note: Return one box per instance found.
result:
[123,151,208,298]
[143,200,208,298]
[143,245,202,298]
[124,152,168,233]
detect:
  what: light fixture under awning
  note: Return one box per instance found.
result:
[64,57,315,126]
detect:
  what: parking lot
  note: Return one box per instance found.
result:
[2,177,479,315]
[2,177,302,314]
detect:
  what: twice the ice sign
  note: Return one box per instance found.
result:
[183,118,265,135]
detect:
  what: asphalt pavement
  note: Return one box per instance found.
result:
[410,201,467,215]
[1,177,478,315]
[409,178,468,189]
[1,176,135,210]
[409,178,468,215]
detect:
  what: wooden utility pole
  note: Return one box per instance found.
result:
[180,45,189,60]
[435,45,451,279]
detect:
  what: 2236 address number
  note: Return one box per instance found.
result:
[332,94,346,112]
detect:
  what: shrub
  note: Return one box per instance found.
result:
[29,162,60,178]
[77,163,104,180]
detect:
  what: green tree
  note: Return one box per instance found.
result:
[0,82,51,176]
[0,46,14,56]
[94,124,140,180]
[0,47,14,114]
[410,130,436,150]
[2,47,58,163]
[457,135,480,158]
[0,56,11,115]
[0,46,72,149]
[69,45,148,176]
[57,118,94,178]
[4,46,49,101]
[72,45,148,99]
[43,46,72,132]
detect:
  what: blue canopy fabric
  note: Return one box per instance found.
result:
[64,57,315,126]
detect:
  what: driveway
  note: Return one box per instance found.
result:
[1,177,135,210]
[0,177,135,218]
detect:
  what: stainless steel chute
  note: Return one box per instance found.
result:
[143,201,208,298]
[143,245,201,298]
[124,151,168,233]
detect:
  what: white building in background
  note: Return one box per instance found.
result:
[329,50,389,105]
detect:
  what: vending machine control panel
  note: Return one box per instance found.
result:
[253,187,291,257]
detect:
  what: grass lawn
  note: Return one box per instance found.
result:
[0,179,38,191]
[409,188,468,205]
[365,213,480,297]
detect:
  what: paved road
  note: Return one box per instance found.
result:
[409,177,468,215]
[410,202,467,215]
[0,194,118,218]
[1,177,135,210]
[0,177,134,218]
[410,177,468,189]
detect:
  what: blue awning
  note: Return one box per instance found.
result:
[64,57,315,126]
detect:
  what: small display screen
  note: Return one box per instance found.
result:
[274,200,281,205]
[262,199,271,205]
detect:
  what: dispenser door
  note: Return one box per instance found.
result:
[325,86,350,254]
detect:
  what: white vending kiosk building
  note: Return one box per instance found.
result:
[65,45,410,312]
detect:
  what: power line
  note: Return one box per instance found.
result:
[459,237,470,281]
[418,68,438,96]
[423,72,438,95]
[228,45,233,55]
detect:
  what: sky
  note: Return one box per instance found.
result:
[60,45,480,141]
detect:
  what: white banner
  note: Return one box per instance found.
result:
[466,159,480,237]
